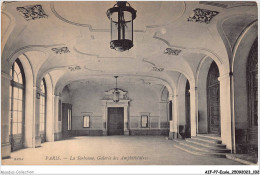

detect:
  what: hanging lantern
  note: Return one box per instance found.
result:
[106,1,137,52]
[113,76,120,102]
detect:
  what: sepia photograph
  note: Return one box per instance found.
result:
[0,0,259,174]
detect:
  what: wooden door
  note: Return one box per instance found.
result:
[107,107,124,135]
[207,62,220,135]
[185,80,191,138]
[62,103,72,138]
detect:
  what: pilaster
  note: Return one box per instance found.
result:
[1,72,12,158]
[218,73,234,151]
[189,86,198,137]
[34,86,41,147]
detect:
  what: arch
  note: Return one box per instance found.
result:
[196,56,214,133]
[18,54,35,148]
[232,21,257,153]
[207,61,220,135]
[176,74,188,138]
[55,74,175,98]
[9,58,25,151]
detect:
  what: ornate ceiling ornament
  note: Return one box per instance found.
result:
[164,48,181,55]
[152,67,164,72]
[187,8,219,24]
[68,66,81,71]
[51,47,70,54]
[16,5,47,21]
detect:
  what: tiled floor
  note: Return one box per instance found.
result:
[2,136,242,165]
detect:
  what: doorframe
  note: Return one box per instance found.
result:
[101,100,130,136]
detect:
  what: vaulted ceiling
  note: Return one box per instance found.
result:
[1,1,257,95]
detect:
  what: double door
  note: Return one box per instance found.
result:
[107,107,124,135]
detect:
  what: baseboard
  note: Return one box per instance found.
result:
[130,129,169,136]
[54,132,62,141]
[71,130,103,136]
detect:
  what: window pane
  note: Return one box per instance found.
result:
[18,89,23,100]
[18,100,23,111]
[141,116,148,128]
[13,99,18,111]
[83,116,90,127]
[14,62,19,73]
[13,123,17,135]
[17,123,22,134]
[13,111,18,122]
[18,73,22,84]
[18,112,22,123]
[13,87,18,99]
[13,72,18,82]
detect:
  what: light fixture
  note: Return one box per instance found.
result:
[113,76,120,102]
[106,1,137,52]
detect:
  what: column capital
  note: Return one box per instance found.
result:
[218,72,233,82]
[189,86,197,93]
[53,94,61,98]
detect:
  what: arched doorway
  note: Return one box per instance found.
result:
[207,61,220,135]
[9,59,25,151]
[247,38,258,154]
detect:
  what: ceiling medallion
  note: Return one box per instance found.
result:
[16,5,47,21]
[68,66,81,71]
[52,47,70,54]
[107,1,137,52]
[164,48,181,56]
[187,8,219,24]
[152,67,164,72]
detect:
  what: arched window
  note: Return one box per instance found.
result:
[9,59,25,151]
[247,39,258,127]
[246,39,258,154]
[40,79,47,143]
[207,61,220,135]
